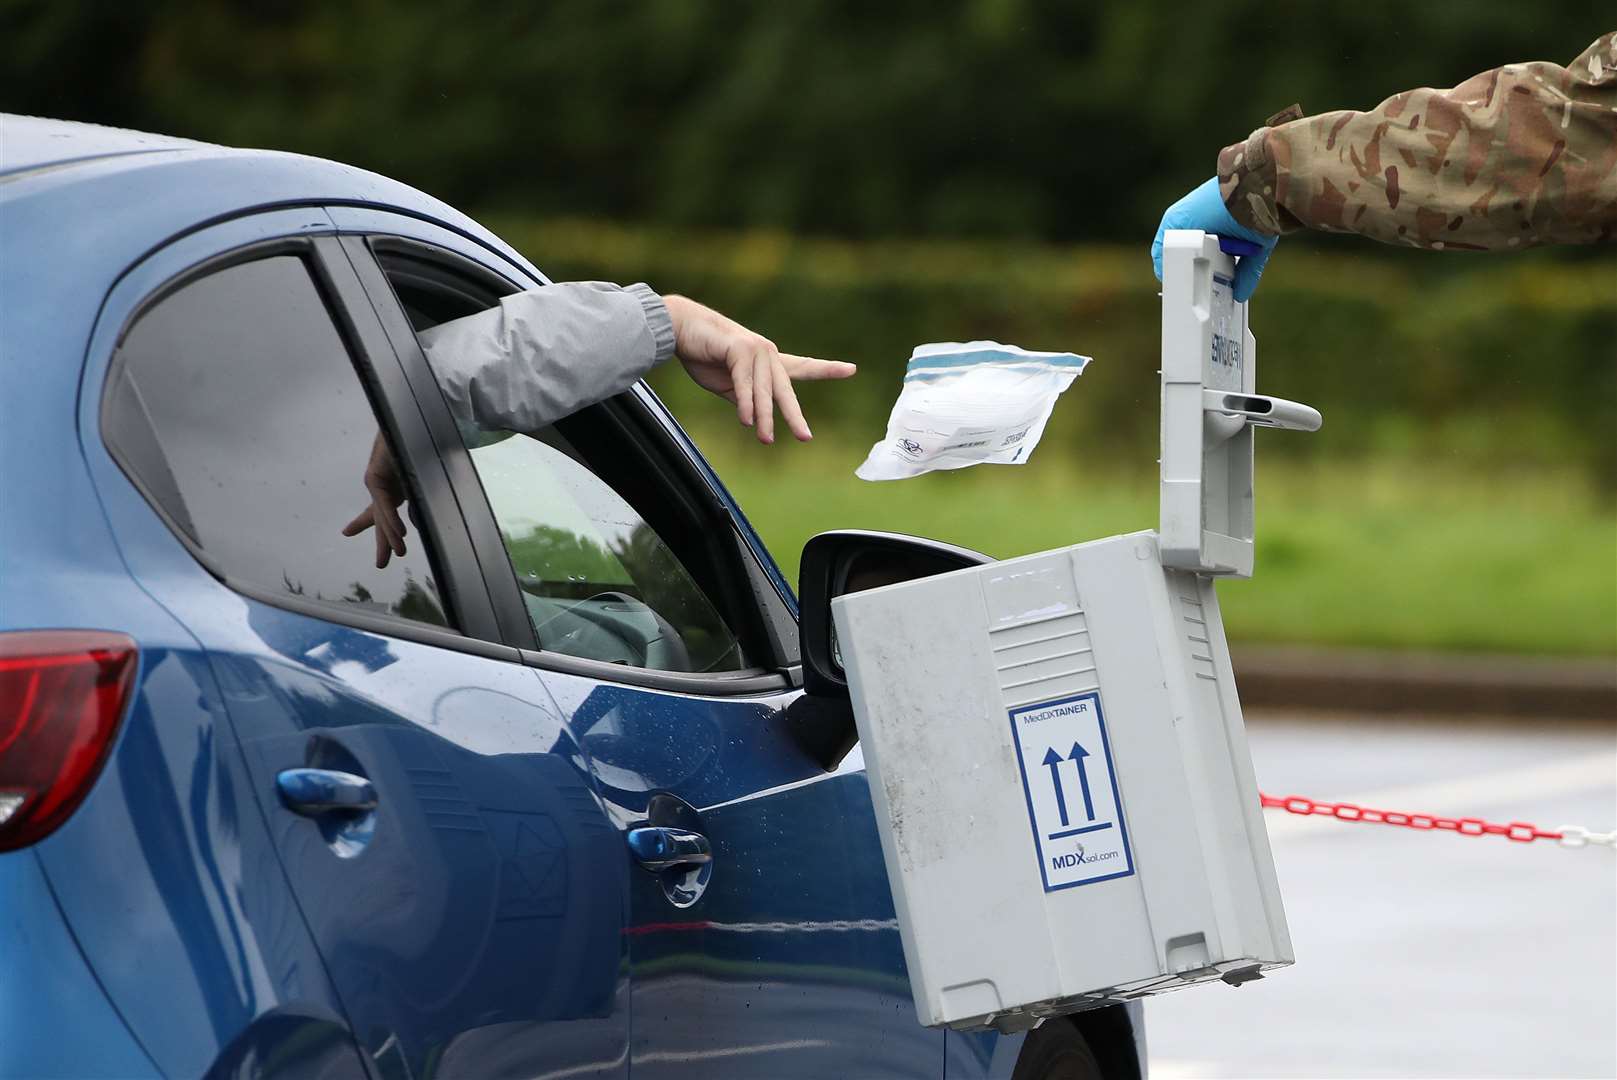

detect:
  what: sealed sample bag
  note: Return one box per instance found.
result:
[855,342,1090,481]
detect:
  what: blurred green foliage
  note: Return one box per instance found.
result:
[1,1,1606,241]
[492,216,1617,492]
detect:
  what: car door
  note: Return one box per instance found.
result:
[87,214,631,1080]
[345,229,949,1079]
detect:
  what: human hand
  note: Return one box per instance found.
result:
[340,431,409,569]
[1151,177,1278,302]
[662,294,857,444]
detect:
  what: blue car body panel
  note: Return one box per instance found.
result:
[192,602,633,1078]
[538,671,944,1078]
[0,852,161,1079]
[1,116,1140,1079]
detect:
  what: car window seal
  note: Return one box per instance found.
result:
[227,577,521,663]
[516,648,789,697]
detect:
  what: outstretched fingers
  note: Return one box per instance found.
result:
[751,346,775,443]
[374,525,391,568]
[730,342,755,428]
[711,336,856,443]
[772,354,812,441]
[341,507,375,538]
[780,354,857,381]
[341,506,392,569]
[342,502,407,569]
[377,497,408,559]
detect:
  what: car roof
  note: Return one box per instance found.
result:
[0,113,546,429]
[0,114,214,178]
[0,113,539,283]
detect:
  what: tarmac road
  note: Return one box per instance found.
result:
[1146,712,1617,1079]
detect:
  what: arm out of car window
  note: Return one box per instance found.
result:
[420,281,675,435]
[345,282,856,567]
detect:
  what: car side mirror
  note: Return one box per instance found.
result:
[799,530,994,700]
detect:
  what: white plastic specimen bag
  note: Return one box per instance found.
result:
[855,342,1090,481]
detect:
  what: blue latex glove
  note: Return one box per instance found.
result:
[1151,177,1277,302]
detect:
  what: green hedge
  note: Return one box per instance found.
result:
[490,217,1617,493]
[17,4,1593,244]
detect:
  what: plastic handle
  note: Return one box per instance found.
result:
[1202,390,1322,432]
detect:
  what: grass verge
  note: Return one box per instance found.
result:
[683,422,1617,657]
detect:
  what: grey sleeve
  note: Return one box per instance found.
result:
[418,281,676,433]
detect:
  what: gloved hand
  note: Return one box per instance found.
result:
[1151,177,1277,302]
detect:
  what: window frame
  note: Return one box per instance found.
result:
[344,233,798,696]
[98,234,515,661]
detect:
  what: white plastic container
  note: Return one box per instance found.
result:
[834,532,1292,1031]
[831,231,1313,1032]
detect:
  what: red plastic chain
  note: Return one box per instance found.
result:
[1258,792,1563,843]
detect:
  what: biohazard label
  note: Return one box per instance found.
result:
[1008,692,1134,891]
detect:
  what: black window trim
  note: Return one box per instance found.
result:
[336,234,541,651]
[341,232,797,697]
[98,234,519,664]
[516,648,795,697]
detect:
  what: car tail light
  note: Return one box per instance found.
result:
[0,630,137,851]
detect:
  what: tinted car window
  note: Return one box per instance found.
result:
[104,255,451,628]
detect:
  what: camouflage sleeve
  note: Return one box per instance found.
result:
[1217,32,1617,249]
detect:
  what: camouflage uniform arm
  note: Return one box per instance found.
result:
[1217,32,1617,248]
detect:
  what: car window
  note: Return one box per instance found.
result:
[466,426,747,673]
[377,253,749,673]
[103,254,453,629]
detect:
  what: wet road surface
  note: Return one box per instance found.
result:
[1147,712,1617,1079]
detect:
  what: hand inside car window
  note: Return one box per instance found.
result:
[341,432,411,570]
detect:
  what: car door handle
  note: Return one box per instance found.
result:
[276,768,378,817]
[626,826,712,872]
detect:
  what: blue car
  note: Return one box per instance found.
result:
[0,115,1143,1080]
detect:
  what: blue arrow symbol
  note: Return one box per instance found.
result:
[1069,742,1095,822]
[1042,747,1070,827]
